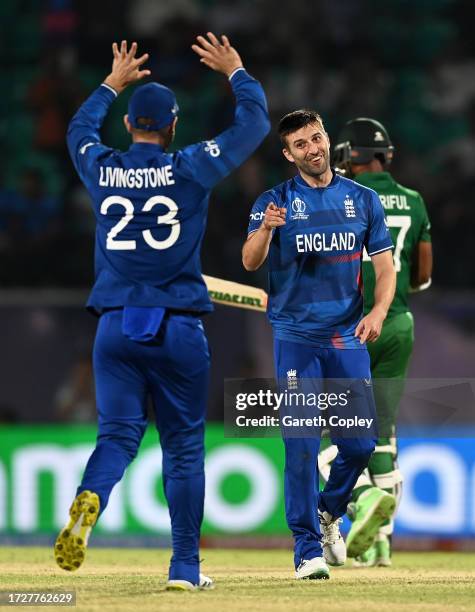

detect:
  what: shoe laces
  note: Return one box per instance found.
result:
[320,516,342,544]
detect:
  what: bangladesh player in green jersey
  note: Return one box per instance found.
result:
[319,118,432,566]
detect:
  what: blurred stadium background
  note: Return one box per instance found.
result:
[1,0,474,550]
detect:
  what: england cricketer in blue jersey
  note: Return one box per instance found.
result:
[243,110,396,580]
[54,35,270,590]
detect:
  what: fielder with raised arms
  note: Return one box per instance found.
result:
[54,33,270,590]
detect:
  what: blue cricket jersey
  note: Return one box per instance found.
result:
[247,172,393,348]
[67,69,270,315]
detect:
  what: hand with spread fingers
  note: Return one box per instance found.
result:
[104,40,151,94]
[191,32,243,77]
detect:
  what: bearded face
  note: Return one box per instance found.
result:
[283,123,331,180]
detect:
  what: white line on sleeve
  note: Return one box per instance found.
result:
[368,245,394,256]
[101,83,118,97]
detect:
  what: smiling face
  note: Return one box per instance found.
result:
[282,122,332,183]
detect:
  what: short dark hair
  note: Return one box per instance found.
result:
[278,109,325,146]
[134,117,173,139]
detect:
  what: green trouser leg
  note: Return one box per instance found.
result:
[319,312,414,533]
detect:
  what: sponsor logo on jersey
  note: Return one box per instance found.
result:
[290,198,309,221]
[295,232,356,253]
[204,140,221,158]
[80,142,97,155]
[344,195,356,218]
[287,369,298,390]
[249,211,265,222]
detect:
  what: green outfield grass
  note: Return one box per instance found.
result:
[1,547,475,611]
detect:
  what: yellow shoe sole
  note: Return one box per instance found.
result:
[54,490,100,572]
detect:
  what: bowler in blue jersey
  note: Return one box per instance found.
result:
[54,35,270,590]
[242,110,396,579]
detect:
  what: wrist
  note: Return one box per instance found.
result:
[371,304,388,319]
[260,222,273,233]
[103,76,123,94]
[226,65,244,78]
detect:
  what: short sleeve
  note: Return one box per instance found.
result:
[247,192,273,235]
[364,190,394,256]
[418,195,432,243]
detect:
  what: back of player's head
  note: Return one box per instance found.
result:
[128,82,179,132]
[333,117,394,171]
[278,109,325,146]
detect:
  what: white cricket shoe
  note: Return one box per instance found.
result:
[295,556,330,580]
[318,510,347,567]
[166,573,214,591]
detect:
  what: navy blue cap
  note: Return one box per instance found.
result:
[128,82,179,131]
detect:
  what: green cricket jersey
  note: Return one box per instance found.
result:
[357,172,431,318]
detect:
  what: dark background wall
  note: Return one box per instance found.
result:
[0,0,474,422]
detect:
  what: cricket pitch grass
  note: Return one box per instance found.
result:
[1,547,475,612]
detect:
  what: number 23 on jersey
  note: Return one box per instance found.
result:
[100,195,180,250]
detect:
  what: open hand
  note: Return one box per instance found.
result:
[191,32,243,78]
[104,41,151,94]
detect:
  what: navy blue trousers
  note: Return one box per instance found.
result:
[274,339,377,568]
[78,310,210,585]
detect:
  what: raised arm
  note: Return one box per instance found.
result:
[67,41,150,182]
[177,33,270,189]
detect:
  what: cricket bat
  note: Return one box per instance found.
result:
[203,274,268,312]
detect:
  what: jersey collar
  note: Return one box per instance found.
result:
[129,142,166,153]
[294,169,340,190]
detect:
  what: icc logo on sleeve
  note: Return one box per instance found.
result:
[204,140,221,158]
[290,198,309,221]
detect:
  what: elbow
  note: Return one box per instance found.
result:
[255,112,271,141]
[242,250,259,272]
[242,257,258,272]
[262,114,271,136]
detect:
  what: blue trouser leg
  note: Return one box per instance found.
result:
[319,348,377,518]
[78,311,209,586]
[146,315,210,585]
[275,340,324,567]
[78,311,148,512]
[275,340,377,566]
[318,436,375,517]
[283,436,323,568]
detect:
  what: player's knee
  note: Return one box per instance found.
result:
[97,420,146,459]
[161,429,205,478]
[162,448,204,479]
[338,437,375,462]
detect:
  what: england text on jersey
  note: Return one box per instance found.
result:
[296,232,356,253]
